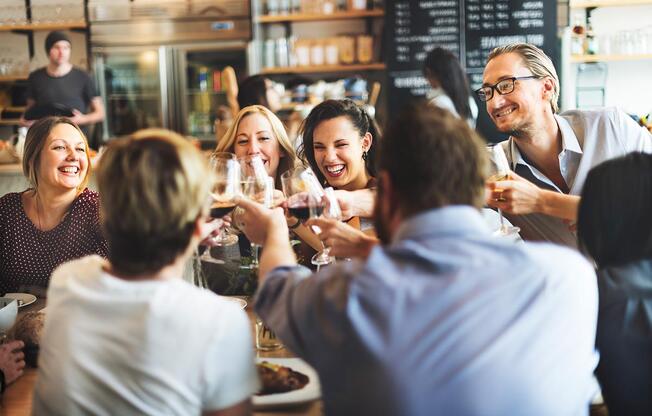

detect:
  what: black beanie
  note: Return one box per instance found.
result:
[45,31,71,53]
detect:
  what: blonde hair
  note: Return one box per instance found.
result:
[487,43,560,113]
[22,117,92,193]
[216,105,299,187]
[97,128,212,276]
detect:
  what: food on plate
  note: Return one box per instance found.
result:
[257,361,309,395]
[7,311,45,367]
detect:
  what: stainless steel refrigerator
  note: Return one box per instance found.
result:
[88,0,250,143]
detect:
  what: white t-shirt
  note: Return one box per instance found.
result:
[33,255,259,416]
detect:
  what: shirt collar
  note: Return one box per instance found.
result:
[391,206,490,244]
[554,114,583,155]
[507,114,583,169]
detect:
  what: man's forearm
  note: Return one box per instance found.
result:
[538,190,580,221]
[259,223,297,281]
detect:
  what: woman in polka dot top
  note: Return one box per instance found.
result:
[0,117,107,295]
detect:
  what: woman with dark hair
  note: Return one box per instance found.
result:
[298,99,379,192]
[577,151,652,416]
[0,117,107,295]
[237,75,281,113]
[423,47,478,127]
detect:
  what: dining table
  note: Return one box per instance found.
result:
[0,297,322,416]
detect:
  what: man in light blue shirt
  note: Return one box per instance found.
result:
[237,105,598,416]
[478,43,651,248]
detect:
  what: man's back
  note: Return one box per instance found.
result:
[34,256,258,415]
[256,207,598,415]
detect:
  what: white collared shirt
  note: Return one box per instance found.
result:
[502,107,652,248]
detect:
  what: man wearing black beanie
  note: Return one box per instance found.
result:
[20,31,104,145]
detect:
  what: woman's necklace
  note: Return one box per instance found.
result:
[34,191,70,232]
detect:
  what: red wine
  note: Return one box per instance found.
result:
[288,204,323,221]
[210,202,236,218]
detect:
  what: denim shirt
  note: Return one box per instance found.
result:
[255,206,598,416]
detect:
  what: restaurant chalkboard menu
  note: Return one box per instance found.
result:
[385,0,558,141]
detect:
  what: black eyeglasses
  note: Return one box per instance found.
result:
[474,76,540,102]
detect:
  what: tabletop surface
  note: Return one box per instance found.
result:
[0,298,322,416]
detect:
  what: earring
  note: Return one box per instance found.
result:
[362,151,368,161]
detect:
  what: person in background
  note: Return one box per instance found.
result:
[423,46,478,128]
[237,75,282,113]
[20,31,105,144]
[236,105,598,415]
[577,152,652,416]
[33,129,258,415]
[479,42,651,248]
[0,340,25,395]
[0,117,107,296]
[297,99,379,231]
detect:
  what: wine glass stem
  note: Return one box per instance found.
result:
[251,243,259,267]
[498,208,506,229]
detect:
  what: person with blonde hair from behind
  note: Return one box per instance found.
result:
[33,129,259,415]
[478,42,651,248]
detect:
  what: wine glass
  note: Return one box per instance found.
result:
[0,298,18,343]
[281,166,325,221]
[486,144,520,237]
[310,187,342,268]
[201,152,241,264]
[241,174,275,269]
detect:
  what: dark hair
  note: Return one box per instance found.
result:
[298,99,380,187]
[423,47,472,120]
[237,75,270,109]
[577,152,652,268]
[378,102,487,216]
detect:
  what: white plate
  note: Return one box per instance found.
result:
[219,296,247,309]
[3,293,37,308]
[253,357,321,410]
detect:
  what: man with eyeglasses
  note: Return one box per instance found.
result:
[478,43,651,248]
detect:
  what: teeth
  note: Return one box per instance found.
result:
[60,167,79,173]
[326,165,344,174]
[496,107,515,117]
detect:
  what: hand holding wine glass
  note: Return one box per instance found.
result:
[486,144,520,237]
[309,187,342,267]
[241,175,275,268]
[201,152,241,263]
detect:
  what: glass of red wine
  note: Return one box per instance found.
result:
[281,166,325,223]
[201,152,241,264]
[310,187,342,267]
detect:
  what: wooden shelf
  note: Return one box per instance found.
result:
[571,53,652,62]
[261,63,385,74]
[0,75,28,82]
[257,9,384,23]
[0,119,21,126]
[0,21,87,32]
[4,106,26,112]
[570,0,652,8]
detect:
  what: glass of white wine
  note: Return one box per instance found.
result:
[487,144,520,237]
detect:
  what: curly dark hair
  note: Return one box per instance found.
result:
[297,99,381,187]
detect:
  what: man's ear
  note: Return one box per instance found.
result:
[541,77,555,100]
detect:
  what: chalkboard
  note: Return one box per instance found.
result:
[385,0,558,142]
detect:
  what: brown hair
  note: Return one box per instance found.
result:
[216,105,298,188]
[487,43,560,113]
[22,117,91,192]
[97,129,212,276]
[378,102,487,215]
